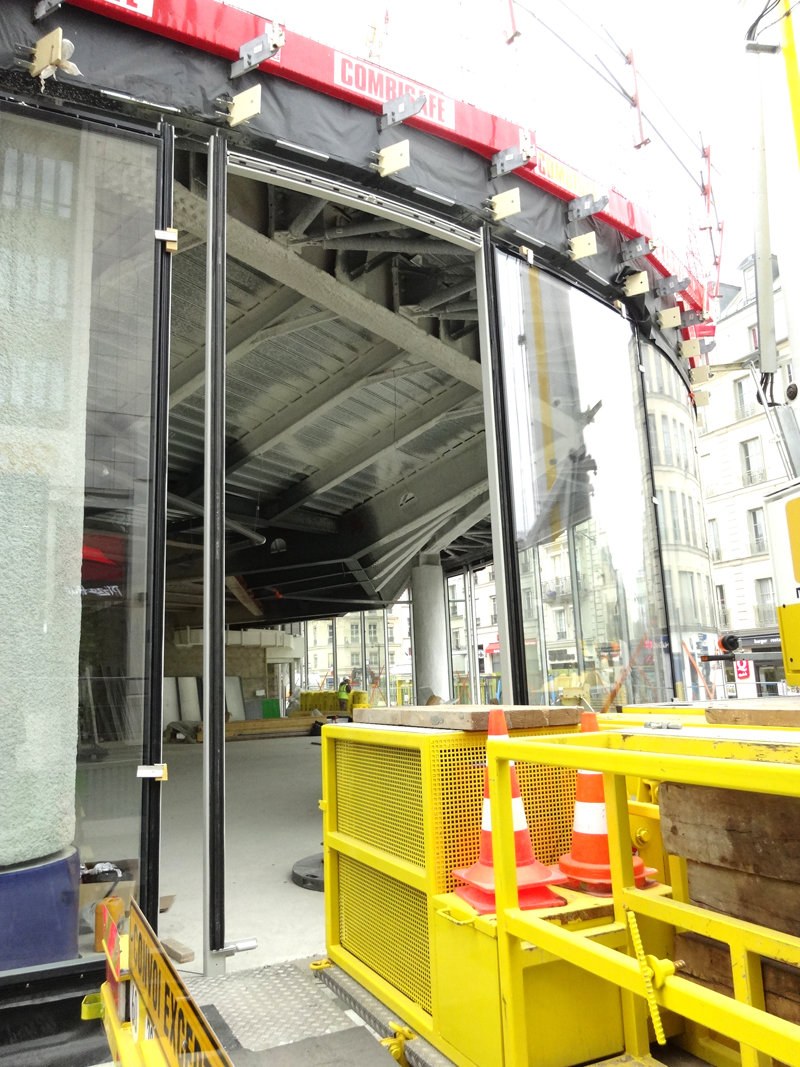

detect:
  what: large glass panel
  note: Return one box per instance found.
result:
[336,611,363,693]
[306,618,335,690]
[642,343,718,701]
[0,110,159,971]
[472,565,502,702]
[364,608,388,706]
[495,253,671,707]
[387,589,413,705]
[447,572,471,703]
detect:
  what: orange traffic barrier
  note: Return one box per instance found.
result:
[453,708,567,914]
[558,710,654,895]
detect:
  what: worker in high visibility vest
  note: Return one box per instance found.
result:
[337,678,351,714]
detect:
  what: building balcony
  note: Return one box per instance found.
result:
[542,577,570,598]
[748,536,768,556]
[742,467,768,488]
[735,400,759,421]
[754,603,777,628]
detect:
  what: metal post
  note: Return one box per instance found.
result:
[139,122,174,929]
[203,131,228,976]
[475,230,526,703]
[754,55,779,376]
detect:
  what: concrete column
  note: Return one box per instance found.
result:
[410,554,451,702]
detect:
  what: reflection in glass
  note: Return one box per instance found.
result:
[641,342,718,700]
[364,609,387,706]
[447,573,471,703]
[495,253,671,707]
[0,112,159,971]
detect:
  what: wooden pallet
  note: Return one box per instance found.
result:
[195,716,319,741]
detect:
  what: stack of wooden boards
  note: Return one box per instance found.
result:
[661,782,800,1023]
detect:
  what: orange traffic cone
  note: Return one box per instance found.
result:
[452,708,568,914]
[558,710,655,895]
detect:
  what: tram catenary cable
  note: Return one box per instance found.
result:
[512,1,707,194]
[753,0,800,38]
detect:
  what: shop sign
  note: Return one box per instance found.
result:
[333,54,455,129]
[735,660,751,681]
[129,900,232,1067]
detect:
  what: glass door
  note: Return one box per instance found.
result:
[0,106,170,975]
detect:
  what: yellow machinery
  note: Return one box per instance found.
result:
[321,720,800,1067]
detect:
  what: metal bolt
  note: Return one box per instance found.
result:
[635,827,651,846]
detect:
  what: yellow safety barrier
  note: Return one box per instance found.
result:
[83,899,233,1067]
[487,729,800,1067]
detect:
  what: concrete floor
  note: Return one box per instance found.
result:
[158,737,326,973]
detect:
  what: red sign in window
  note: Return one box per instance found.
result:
[735,660,751,680]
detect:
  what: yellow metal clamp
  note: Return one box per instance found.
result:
[380,1022,416,1064]
[436,907,475,927]
[626,907,673,1045]
[309,958,332,971]
[81,992,104,1020]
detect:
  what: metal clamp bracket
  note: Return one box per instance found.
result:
[620,235,651,263]
[655,274,690,297]
[231,24,285,79]
[155,227,178,253]
[33,0,63,19]
[137,763,168,781]
[567,193,609,222]
[490,130,535,178]
[379,92,427,131]
[380,1021,417,1064]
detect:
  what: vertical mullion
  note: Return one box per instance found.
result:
[139,122,174,929]
[203,132,228,968]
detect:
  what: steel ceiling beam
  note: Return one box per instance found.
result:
[225,339,403,477]
[265,381,476,521]
[174,183,483,390]
[169,286,309,407]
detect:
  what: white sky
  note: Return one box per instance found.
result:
[272,0,799,292]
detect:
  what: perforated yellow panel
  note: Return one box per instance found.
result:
[338,853,432,1014]
[334,740,425,868]
[429,731,576,894]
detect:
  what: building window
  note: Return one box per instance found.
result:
[715,585,729,629]
[748,324,759,352]
[313,653,318,668]
[755,576,776,627]
[679,571,699,626]
[327,623,334,642]
[387,625,394,643]
[681,493,692,545]
[678,423,689,471]
[553,607,566,641]
[655,489,666,539]
[368,622,378,643]
[661,415,672,465]
[490,595,497,624]
[389,651,395,667]
[747,507,767,555]
[740,437,765,486]
[735,378,757,421]
[351,652,360,667]
[708,518,721,561]
[520,550,531,573]
[350,622,359,642]
[523,588,534,619]
[669,490,681,543]
[487,567,494,581]
[647,414,659,463]
[743,265,756,303]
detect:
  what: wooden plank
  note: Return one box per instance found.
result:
[659,782,800,881]
[675,931,800,1025]
[705,698,800,727]
[351,704,580,731]
[195,717,317,741]
[687,862,800,939]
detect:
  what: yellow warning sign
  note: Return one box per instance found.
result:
[128,900,233,1067]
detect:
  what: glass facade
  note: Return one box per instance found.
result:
[0,110,161,971]
[642,342,718,700]
[495,251,677,707]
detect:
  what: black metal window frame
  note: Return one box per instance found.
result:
[0,96,173,984]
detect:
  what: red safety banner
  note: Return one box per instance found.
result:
[65,0,705,308]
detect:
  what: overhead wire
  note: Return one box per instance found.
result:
[755,0,800,37]
[512,1,706,194]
